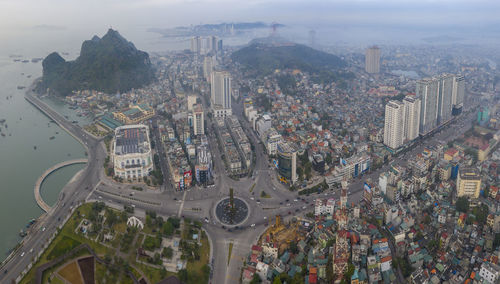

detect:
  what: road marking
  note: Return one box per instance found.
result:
[177,190,187,218]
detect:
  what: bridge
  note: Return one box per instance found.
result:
[34,159,88,212]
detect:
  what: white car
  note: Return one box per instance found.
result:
[293,199,298,202]
[263,216,267,220]
[20,252,25,257]
[41,227,46,232]
[251,223,256,227]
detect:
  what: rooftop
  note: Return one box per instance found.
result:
[114,125,150,155]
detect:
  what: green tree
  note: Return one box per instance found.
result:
[250,273,262,284]
[456,197,469,213]
[162,221,174,237]
[178,269,188,282]
[162,246,173,259]
[273,277,283,284]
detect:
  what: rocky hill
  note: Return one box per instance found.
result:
[38,29,155,95]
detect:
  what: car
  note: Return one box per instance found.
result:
[204,218,209,223]
[41,227,46,232]
[98,196,102,199]
[279,202,283,205]
[251,223,256,227]
[250,197,254,200]
[263,217,267,220]
[293,199,298,202]
[131,204,136,208]
[286,203,291,207]
[285,199,289,202]
[288,211,291,215]
[20,252,25,257]
[302,206,307,209]
[29,248,33,254]
[295,209,299,212]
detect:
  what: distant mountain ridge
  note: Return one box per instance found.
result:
[231,37,346,76]
[38,29,155,96]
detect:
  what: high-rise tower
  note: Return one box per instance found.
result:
[365,46,381,74]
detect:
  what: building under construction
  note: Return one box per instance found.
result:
[333,180,350,282]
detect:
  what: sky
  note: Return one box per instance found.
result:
[0,0,499,50]
[1,0,499,31]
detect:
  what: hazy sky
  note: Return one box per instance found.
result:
[1,0,499,31]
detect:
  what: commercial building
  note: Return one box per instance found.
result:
[191,36,221,55]
[452,75,465,115]
[383,100,405,149]
[329,154,371,183]
[211,70,232,117]
[456,167,481,198]
[277,141,298,185]
[403,96,421,142]
[192,104,204,136]
[437,74,454,125]
[255,114,272,138]
[112,124,153,180]
[113,104,155,125]
[479,262,500,284]
[417,78,439,135]
[262,128,282,156]
[314,198,335,216]
[365,46,381,74]
[195,144,212,185]
[203,56,215,82]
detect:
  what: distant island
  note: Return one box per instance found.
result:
[37,29,156,96]
[231,36,347,81]
[148,21,283,38]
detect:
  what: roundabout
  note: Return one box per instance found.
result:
[215,197,249,226]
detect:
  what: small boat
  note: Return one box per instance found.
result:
[72,120,78,123]
[1,133,5,137]
[34,146,37,150]
[49,136,55,140]
[17,86,25,90]
[4,124,7,128]
[27,75,31,78]
[0,119,5,124]
[55,131,59,134]
[22,60,29,63]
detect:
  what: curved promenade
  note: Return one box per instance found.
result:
[34,159,88,212]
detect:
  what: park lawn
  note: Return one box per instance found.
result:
[20,203,113,283]
[96,261,118,284]
[58,261,83,284]
[50,275,65,284]
[187,235,210,274]
[133,261,168,283]
[112,221,127,234]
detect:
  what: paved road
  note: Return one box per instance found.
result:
[2,87,476,283]
[0,90,106,283]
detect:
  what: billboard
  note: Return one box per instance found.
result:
[364,183,372,193]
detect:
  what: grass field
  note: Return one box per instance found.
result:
[46,236,81,260]
[19,202,210,284]
[228,242,233,266]
[58,261,83,284]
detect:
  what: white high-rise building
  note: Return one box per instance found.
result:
[403,96,421,142]
[211,70,231,117]
[365,46,381,74]
[452,75,465,114]
[192,104,204,136]
[417,78,439,135]
[203,56,215,82]
[437,74,454,124]
[383,100,405,149]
